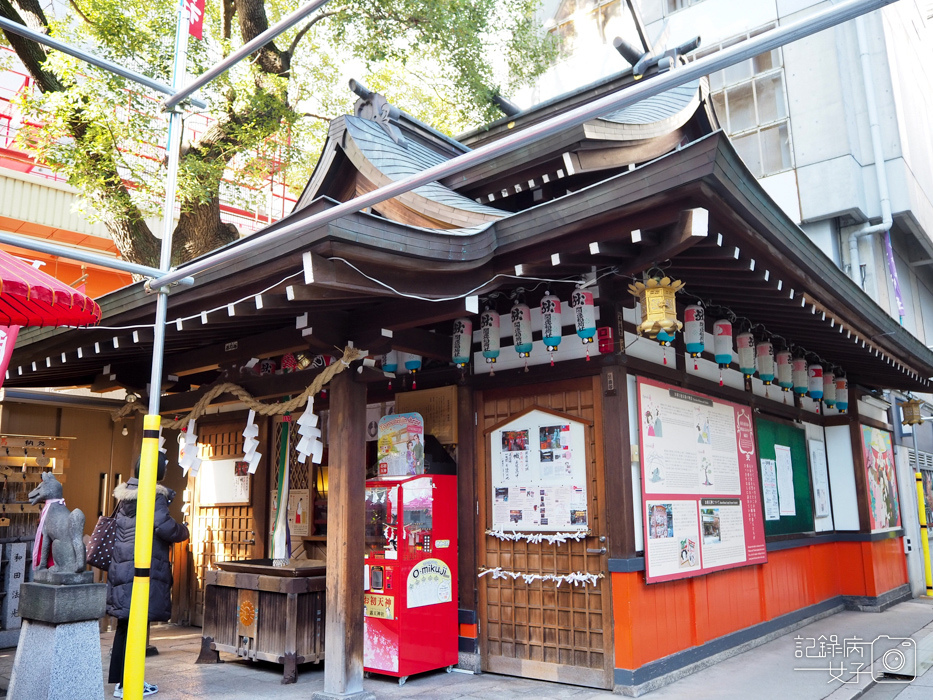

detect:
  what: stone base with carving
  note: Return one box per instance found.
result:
[7,582,106,700]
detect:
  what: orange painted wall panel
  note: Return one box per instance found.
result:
[614,539,908,671]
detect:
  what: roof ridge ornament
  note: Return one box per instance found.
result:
[349,79,408,148]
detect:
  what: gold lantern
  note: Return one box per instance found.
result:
[902,398,924,426]
[627,276,685,341]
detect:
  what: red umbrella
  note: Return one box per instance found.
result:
[0,249,102,327]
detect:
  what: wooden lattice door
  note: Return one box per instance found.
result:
[477,378,613,689]
[189,421,258,626]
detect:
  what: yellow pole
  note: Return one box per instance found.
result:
[916,471,933,596]
[123,414,162,700]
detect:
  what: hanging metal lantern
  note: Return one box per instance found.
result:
[792,357,808,395]
[835,376,848,413]
[713,319,733,367]
[684,305,705,357]
[540,293,563,351]
[511,301,533,358]
[822,369,836,408]
[902,398,924,425]
[756,341,775,384]
[807,363,823,400]
[627,276,684,343]
[480,310,500,365]
[776,350,793,390]
[736,332,756,378]
[571,289,597,344]
[452,318,473,368]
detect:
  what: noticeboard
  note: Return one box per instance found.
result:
[638,377,767,583]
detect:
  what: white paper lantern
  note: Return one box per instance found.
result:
[776,350,793,390]
[835,377,849,413]
[540,293,563,351]
[756,341,775,384]
[511,302,533,358]
[822,370,836,407]
[480,310,500,365]
[807,363,823,400]
[792,357,808,394]
[452,318,473,368]
[382,350,398,373]
[713,319,733,367]
[684,305,705,357]
[571,289,596,344]
[736,332,755,377]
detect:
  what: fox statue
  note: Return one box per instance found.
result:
[28,472,86,575]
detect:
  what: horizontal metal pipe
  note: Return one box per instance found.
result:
[151,0,895,290]
[0,230,193,285]
[0,16,206,109]
[161,0,332,111]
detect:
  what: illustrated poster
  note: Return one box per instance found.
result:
[269,488,310,538]
[639,377,767,583]
[860,426,900,531]
[489,409,588,532]
[377,413,424,477]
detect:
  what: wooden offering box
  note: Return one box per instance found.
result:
[197,559,326,683]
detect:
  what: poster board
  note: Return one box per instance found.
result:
[395,387,458,444]
[756,418,813,536]
[638,377,767,583]
[197,458,251,506]
[488,408,589,532]
[860,426,901,531]
[269,488,311,538]
[377,413,425,477]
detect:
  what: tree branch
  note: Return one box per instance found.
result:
[67,0,95,26]
[285,11,336,58]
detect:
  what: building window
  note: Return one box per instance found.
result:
[693,25,794,179]
[641,0,707,21]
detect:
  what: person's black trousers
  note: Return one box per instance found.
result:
[108,618,129,684]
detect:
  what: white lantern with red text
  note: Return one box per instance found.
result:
[684,305,705,357]
[822,369,836,408]
[757,341,775,384]
[835,377,849,413]
[792,357,808,394]
[776,351,793,390]
[713,319,733,367]
[737,332,755,378]
[808,363,823,400]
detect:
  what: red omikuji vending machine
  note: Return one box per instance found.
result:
[363,473,458,684]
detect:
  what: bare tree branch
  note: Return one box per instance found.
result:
[285,11,337,58]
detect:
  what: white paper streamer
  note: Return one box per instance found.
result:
[485,529,589,546]
[296,399,324,465]
[477,567,603,588]
[242,410,262,474]
[179,419,202,476]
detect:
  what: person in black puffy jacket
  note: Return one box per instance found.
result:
[107,453,189,697]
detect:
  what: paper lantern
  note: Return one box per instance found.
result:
[452,318,473,368]
[571,289,597,344]
[835,377,849,413]
[807,363,823,400]
[736,332,755,378]
[626,276,684,342]
[776,350,793,390]
[480,310,501,365]
[540,293,563,351]
[822,370,836,408]
[382,350,398,373]
[756,341,775,384]
[713,319,733,367]
[281,353,298,373]
[684,305,705,357]
[401,352,422,373]
[510,302,533,358]
[792,357,808,395]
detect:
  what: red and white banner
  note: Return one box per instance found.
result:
[185,0,205,40]
[0,326,20,389]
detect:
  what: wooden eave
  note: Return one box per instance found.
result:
[8,133,933,397]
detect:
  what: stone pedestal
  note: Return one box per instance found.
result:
[8,582,106,700]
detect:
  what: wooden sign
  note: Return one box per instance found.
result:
[395,386,458,444]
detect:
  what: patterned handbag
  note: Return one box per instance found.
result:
[86,503,120,570]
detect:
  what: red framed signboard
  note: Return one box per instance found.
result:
[638,377,767,583]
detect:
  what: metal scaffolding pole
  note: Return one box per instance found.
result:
[161,0,333,111]
[149,0,899,292]
[0,16,206,108]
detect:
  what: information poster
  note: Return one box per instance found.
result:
[775,444,796,517]
[377,413,424,477]
[639,377,767,583]
[489,408,588,532]
[760,459,780,521]
[269,488,310,538]
[808,440,831,518]
[860,426,901,531]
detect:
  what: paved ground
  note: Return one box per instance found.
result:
[0,598,932,698]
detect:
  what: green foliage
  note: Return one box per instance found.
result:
[6,0,555,264]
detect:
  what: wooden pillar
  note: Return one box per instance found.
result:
[314,372,373,700]
[456,385,477,611]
